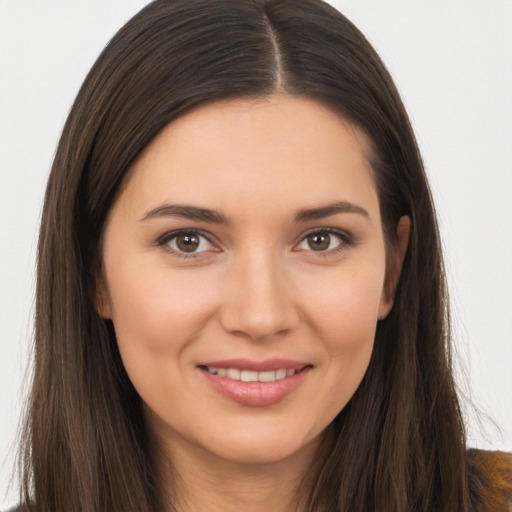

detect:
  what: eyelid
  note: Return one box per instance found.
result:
[156,229,220,257]
[155,226,353,258]
[294,227,354,254]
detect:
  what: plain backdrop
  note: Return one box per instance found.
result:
[1,1,511,508]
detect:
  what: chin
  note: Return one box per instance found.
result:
[201,425,324,467]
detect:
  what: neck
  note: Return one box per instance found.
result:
[151,430,327,512]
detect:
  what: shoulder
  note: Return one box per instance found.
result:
[467,449,512,512]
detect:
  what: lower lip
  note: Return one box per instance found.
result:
[200,367,311,407]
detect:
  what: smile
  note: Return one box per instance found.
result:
[204,366,297,382]
[198,360,312,406]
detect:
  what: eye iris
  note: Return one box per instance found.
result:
[176,233,200,252]
[307,233,330,251]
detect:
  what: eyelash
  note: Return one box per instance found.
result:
[156,227,354,258]
[156,229,217,259]
[295,228,354,256]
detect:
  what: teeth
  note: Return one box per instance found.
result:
[258,370,276,382]
[276,369,287,380]
[226,368,241,380]
[205,366,298,382]
[241,370,258,382]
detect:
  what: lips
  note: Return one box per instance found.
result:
[197,359,312,407]
[204,366,297,382]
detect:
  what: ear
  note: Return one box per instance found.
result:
[95,271,113,319]
[378,215,410,319]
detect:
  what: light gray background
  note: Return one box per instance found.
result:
[1,1,511,508]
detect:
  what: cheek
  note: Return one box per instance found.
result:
[299,265,384,407]
[303,264,385,343]
[104,261,222,408]
[105,258,221,355]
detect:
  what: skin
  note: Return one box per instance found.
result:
[97,94,409,511]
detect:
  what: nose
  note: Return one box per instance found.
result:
[219,250,299,342]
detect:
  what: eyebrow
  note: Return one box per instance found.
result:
[139,200,370,224]
[139,204,228,224]
[294,201,370,222]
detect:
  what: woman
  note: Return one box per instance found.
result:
[11,0,511,510]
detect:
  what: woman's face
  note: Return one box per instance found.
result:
[98,95,400,466]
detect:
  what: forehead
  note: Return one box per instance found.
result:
[115,94,379,221]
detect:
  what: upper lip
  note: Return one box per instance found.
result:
[197,358,311,372]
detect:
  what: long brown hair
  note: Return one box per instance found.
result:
[19,0,492,510]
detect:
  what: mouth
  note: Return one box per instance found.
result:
[199,366,300,382]
[197,360,312,406]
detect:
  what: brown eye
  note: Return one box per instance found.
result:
[296,230,348,253]
[165,231,214,254]
[176,233,200,252]
[306,233,331,251]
